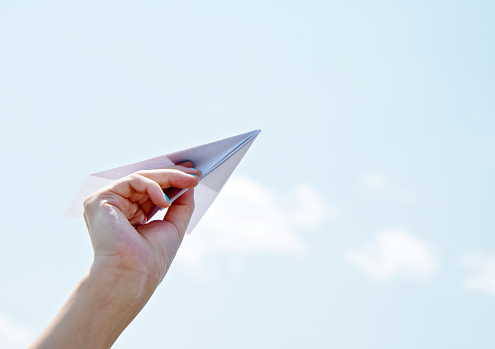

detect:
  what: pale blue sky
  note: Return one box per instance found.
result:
[1,0,494,348]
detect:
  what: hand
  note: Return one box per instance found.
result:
[29,162,202,349]
[83,161,201,287]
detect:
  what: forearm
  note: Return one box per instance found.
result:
[29,263,156,349]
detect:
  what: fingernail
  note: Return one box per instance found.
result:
[189,174,198,177]
[165,193,170,202]
[180,160,193,164]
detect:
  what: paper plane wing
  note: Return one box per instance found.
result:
[65,129,261,234]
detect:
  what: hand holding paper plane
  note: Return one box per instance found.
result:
[66,130,261,234]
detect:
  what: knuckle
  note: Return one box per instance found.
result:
[135,170,148,177]
[82,196,93,211]
[83,190,102,211]
[128,173,142,181]
[128,173,148,187]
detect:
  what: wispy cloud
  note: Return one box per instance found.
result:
[344,228,438,281]
[0,312,32,349]
[461,250,495,295]
[361,172,416,204]
[290,183,339,227]
[175,175,337,279]
[362,172,388,188]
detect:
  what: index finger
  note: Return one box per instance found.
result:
[136,169,200,189]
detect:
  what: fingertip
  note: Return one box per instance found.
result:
[185,167,202,179]
[189,173,201,187]
[140,215,148,225]
[158,193,172,208]
[175,169,201,187]
[177,160,194,168]
[147,182,171,209]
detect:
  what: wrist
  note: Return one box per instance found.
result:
[90,256,160,299]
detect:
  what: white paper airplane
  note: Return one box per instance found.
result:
[65,129,261,234]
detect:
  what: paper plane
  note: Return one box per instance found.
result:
[66,129,261,234]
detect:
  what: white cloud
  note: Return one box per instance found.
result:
[461,251,495,295]
[175,175,337,279]
[344,228,438,281]
[0,312,32,349]
[362,172,388,188]
[361,172,415,204]
[290,183,339,227]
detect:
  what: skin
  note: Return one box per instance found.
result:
[29,161,201,349]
